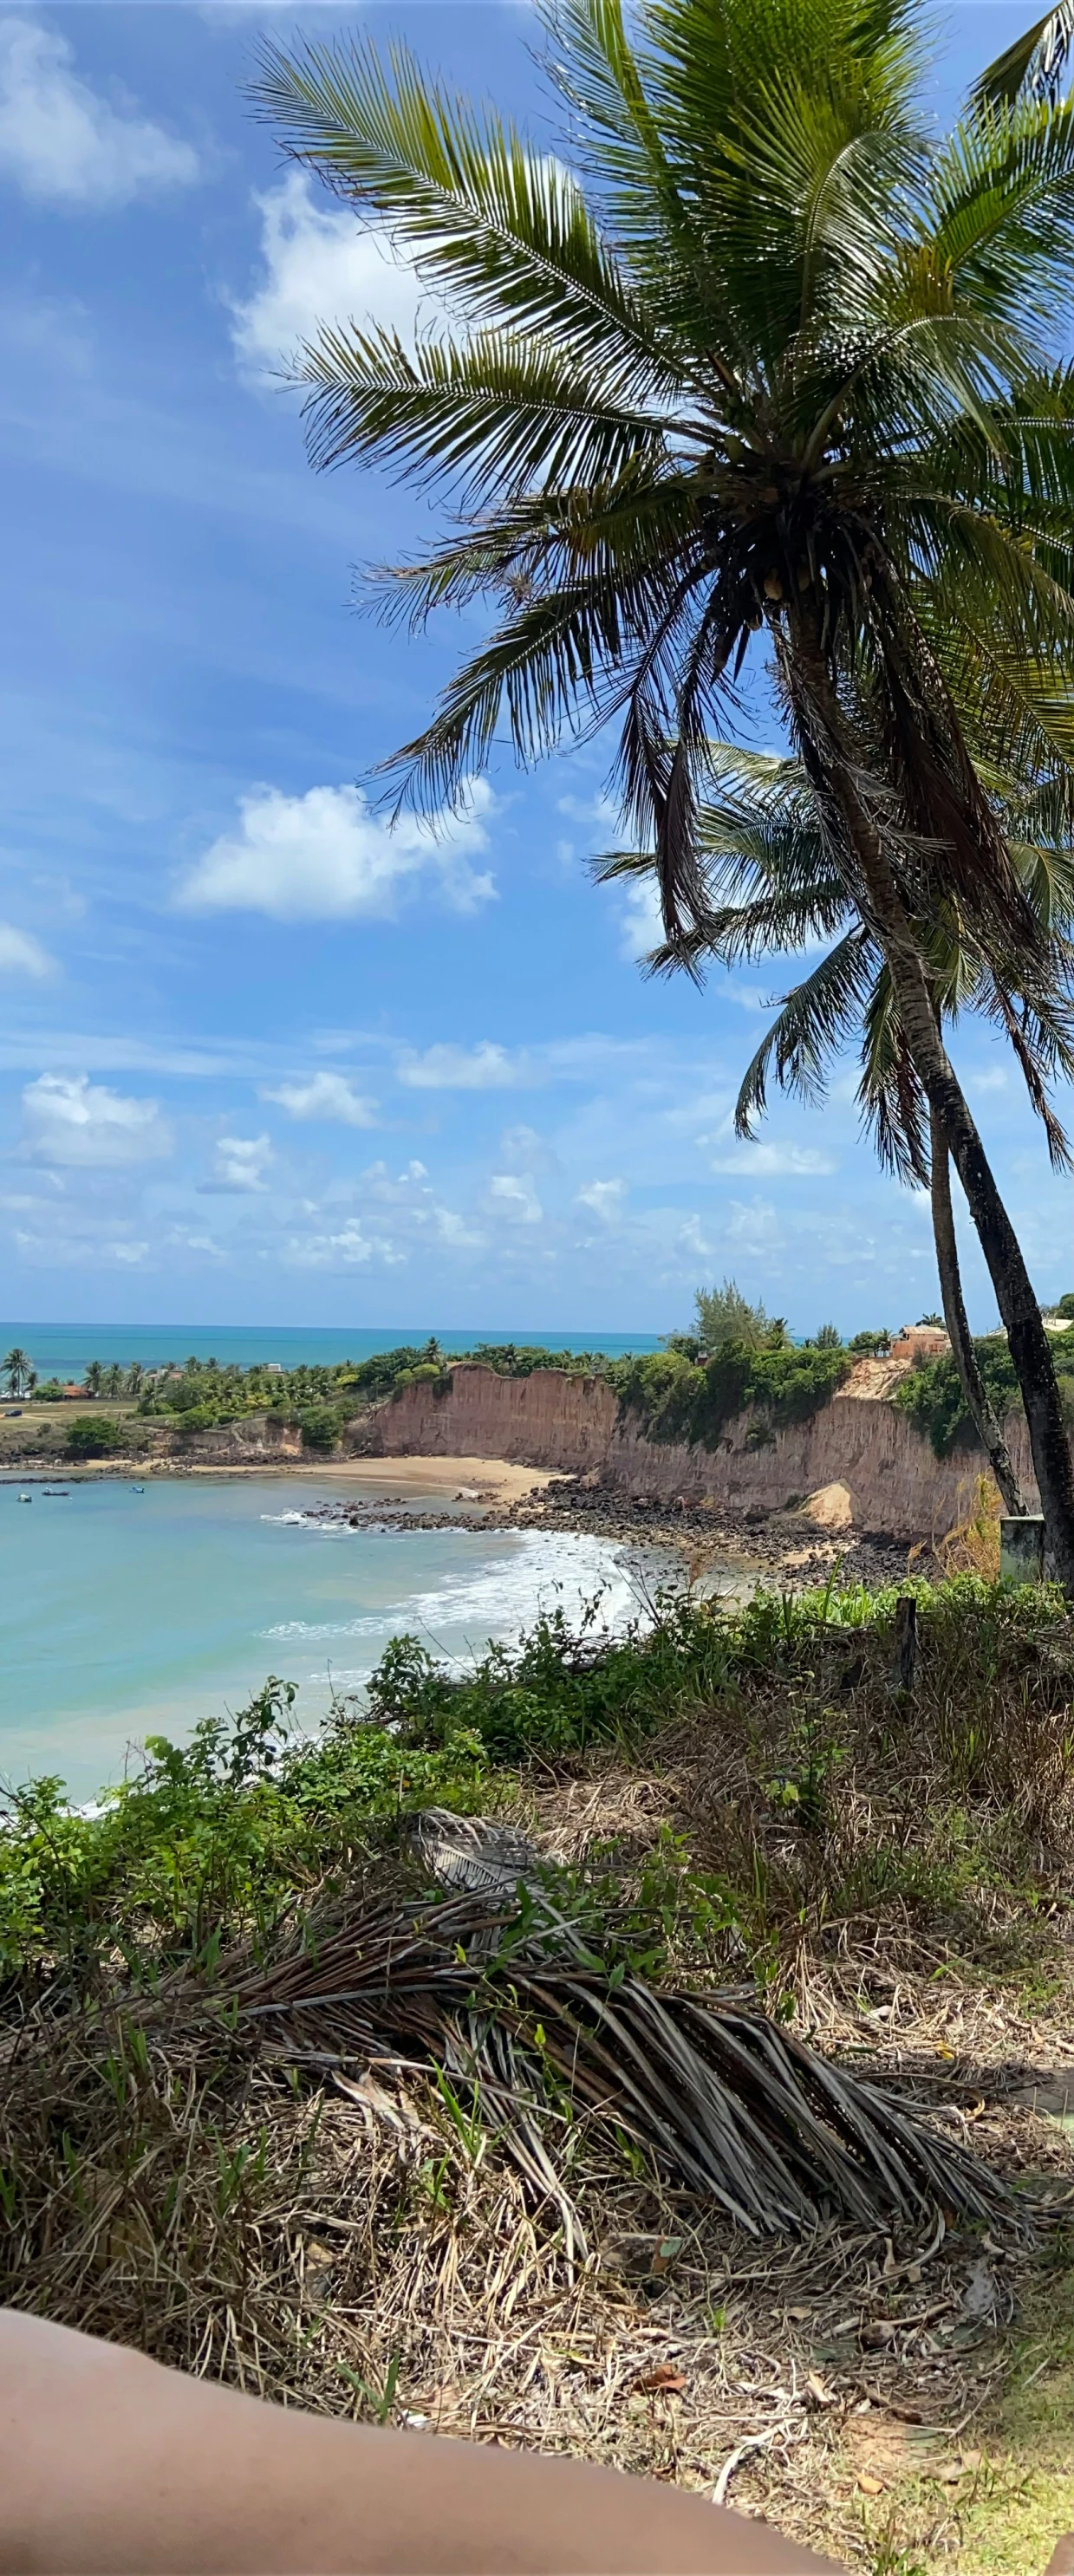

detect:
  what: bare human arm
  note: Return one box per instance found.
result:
[0,2308,840,2574]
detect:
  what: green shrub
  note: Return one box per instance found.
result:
[609,1339,850,1449]
[298,1404,342,1453]
[65,1415,125,1460]
[895,1335,1020,1458]
[693,1278,785,1353]
[0,1678,490,1976]
[33,1379,68,1403]
[467,1343,604,1377]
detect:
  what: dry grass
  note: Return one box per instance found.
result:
[5,1970,1073,2571]
[7,1590,1074,2569]
[933,1480,1004,1584]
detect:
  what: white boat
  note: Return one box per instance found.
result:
[17,1492,31,1503]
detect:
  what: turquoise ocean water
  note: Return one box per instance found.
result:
[0,1324,662,1378]
[0,1474,645,1805]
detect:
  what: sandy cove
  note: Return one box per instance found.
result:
[0,1454,566,1505]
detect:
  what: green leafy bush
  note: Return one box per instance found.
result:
[65,1415,125,1460]
[368,1599,737,1765]
[0,1677,489,1976]
[693,1278,785,1353]
[466,1344,605,1377]
[895,1336,1020,1458]
[609,1338,851,1449]
[298,1404,342,1453]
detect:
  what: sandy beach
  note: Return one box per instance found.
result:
[276,1455,565,1502]
[3,1454,566,1506]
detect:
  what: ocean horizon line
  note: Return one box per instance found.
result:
[0,1322,667,1376]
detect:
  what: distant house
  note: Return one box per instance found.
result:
[889,1324,950,1363]
[62,1382,88,1400]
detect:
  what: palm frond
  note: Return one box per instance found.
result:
[857,961,931,1181]
[295,324,674,500]
[970,5,1074,111]
[250,35,690,407]
[217,1883,1010,2238]
[733,931,875,1134]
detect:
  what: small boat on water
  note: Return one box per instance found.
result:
[17,1492,31,1504]
[42,1488,69,1497]
[129,1483,145,1493]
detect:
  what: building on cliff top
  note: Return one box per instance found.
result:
[888,1324,951,1362]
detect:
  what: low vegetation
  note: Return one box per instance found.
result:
[5,1574,1074,2570]
[898,1330,1074,1460]
[64,1415,127,1461]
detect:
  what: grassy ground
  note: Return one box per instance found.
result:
[4,1577,1074,2570]
[0,1395,143,1467]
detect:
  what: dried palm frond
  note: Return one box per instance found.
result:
[205,1890,1012,2242]
[407,1806,544,1896]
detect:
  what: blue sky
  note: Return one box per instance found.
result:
[0,0,1068,1337]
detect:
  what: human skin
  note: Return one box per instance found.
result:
[0,2309,841,2574]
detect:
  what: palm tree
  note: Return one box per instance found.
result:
[84,1361,104,1399]
[1,1348,32,1398]
[973,8,1074,110]
[603,753,1074,1512]
[254,0,1074,1581]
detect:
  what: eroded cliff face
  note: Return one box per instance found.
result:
[364,1362,1038,1541]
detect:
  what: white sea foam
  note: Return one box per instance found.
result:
[260,1529,646,1676]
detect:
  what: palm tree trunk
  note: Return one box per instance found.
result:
[786,620,1074,1587]
[928,1103,1025,1515]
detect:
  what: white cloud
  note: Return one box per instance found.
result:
[709,1142,836,1177]
[576,1178,626,1222]
[14,1226,152,1268]
[397,1040,524,1090]
[178,780,496,922]
[0,16,199,207]
[231,172,436,379]
[726,1195,784,1253]
[618,876,664,963]
[434,1207,485,1249]
[263,1071,379,1128]
[19,1072,172,1168]
[970,1068,1008,1096]
[0,922,54,978]
[167,1226,225,1261]
[283,1219,405,1271]
[499,1123,557,1174]
[488,1173,543,1226]
[202,1134,273,1194]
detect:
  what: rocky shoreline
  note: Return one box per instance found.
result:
[298,1472,929,1590]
